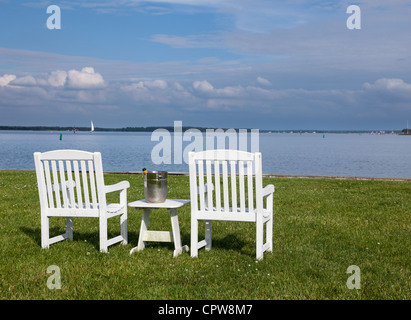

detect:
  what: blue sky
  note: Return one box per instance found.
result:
[1,0,411,130]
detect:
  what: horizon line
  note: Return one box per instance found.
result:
[0,125,407,133]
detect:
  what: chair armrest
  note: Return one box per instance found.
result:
[262,184,275,197]
[104,181,130,194]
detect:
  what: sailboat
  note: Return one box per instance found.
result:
[90,121,94,133]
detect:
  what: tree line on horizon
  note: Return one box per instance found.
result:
[0,125,407,134]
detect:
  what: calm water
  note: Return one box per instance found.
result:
[1,130,410,178]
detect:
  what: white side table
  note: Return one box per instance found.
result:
[128,199,190,257]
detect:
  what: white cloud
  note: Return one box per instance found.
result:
[1,68,105,89]
[67,67,105,89]
[119,79,181,106]
[363,78,411,93]
[361,78,411,105]
[257,76,271,87]
[48,70,67,87]
[143,79,168,89]
[121,79,168,92]
[11,75,48,86]
[122,82,145,91]
[193,80,214,93]
[0,74,16,87]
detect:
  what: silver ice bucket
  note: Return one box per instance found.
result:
[144,171,167,203]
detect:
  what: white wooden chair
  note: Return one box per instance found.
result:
[34,150,129,252]
[188,149,275,260]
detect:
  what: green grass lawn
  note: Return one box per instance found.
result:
[0,170,410,300]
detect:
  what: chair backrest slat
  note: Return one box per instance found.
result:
[239,160,246,212]
[73,161,83,207]
[247,160,254,213]
[88,160,98,208]
[189,157,198,213]
[214,160,221,212]
[206,160,213,210]
[254,152,263,210]
[222,160,229,212]
[43,160,54,209]
[65,160,76,208]
[58,160,68,208]
[198,160,205,211]
[80,160,90,209]
[230,160,237,213]
[34,155,47,211]
[51,160,61,209]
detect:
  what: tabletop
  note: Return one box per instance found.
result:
[128,199,190,209]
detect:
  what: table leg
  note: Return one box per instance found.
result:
[170,208,189,257]
[130,208,150,255]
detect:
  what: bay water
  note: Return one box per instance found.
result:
[0,130,410,178]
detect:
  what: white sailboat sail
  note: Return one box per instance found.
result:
[90,121,94,133]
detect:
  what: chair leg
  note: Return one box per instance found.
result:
[256,218,263,260]
[170,209,184,257]
[205,220,212,251]
[266,214,273,252]
[120,189,128,244]
[137,209,150,251]
[120,210,128,245]
[191,217,198,258]
[41,214,50,249]
[99,217,108,253]
[65,217,73,240]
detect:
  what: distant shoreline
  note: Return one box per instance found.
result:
[0,125,408,134]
